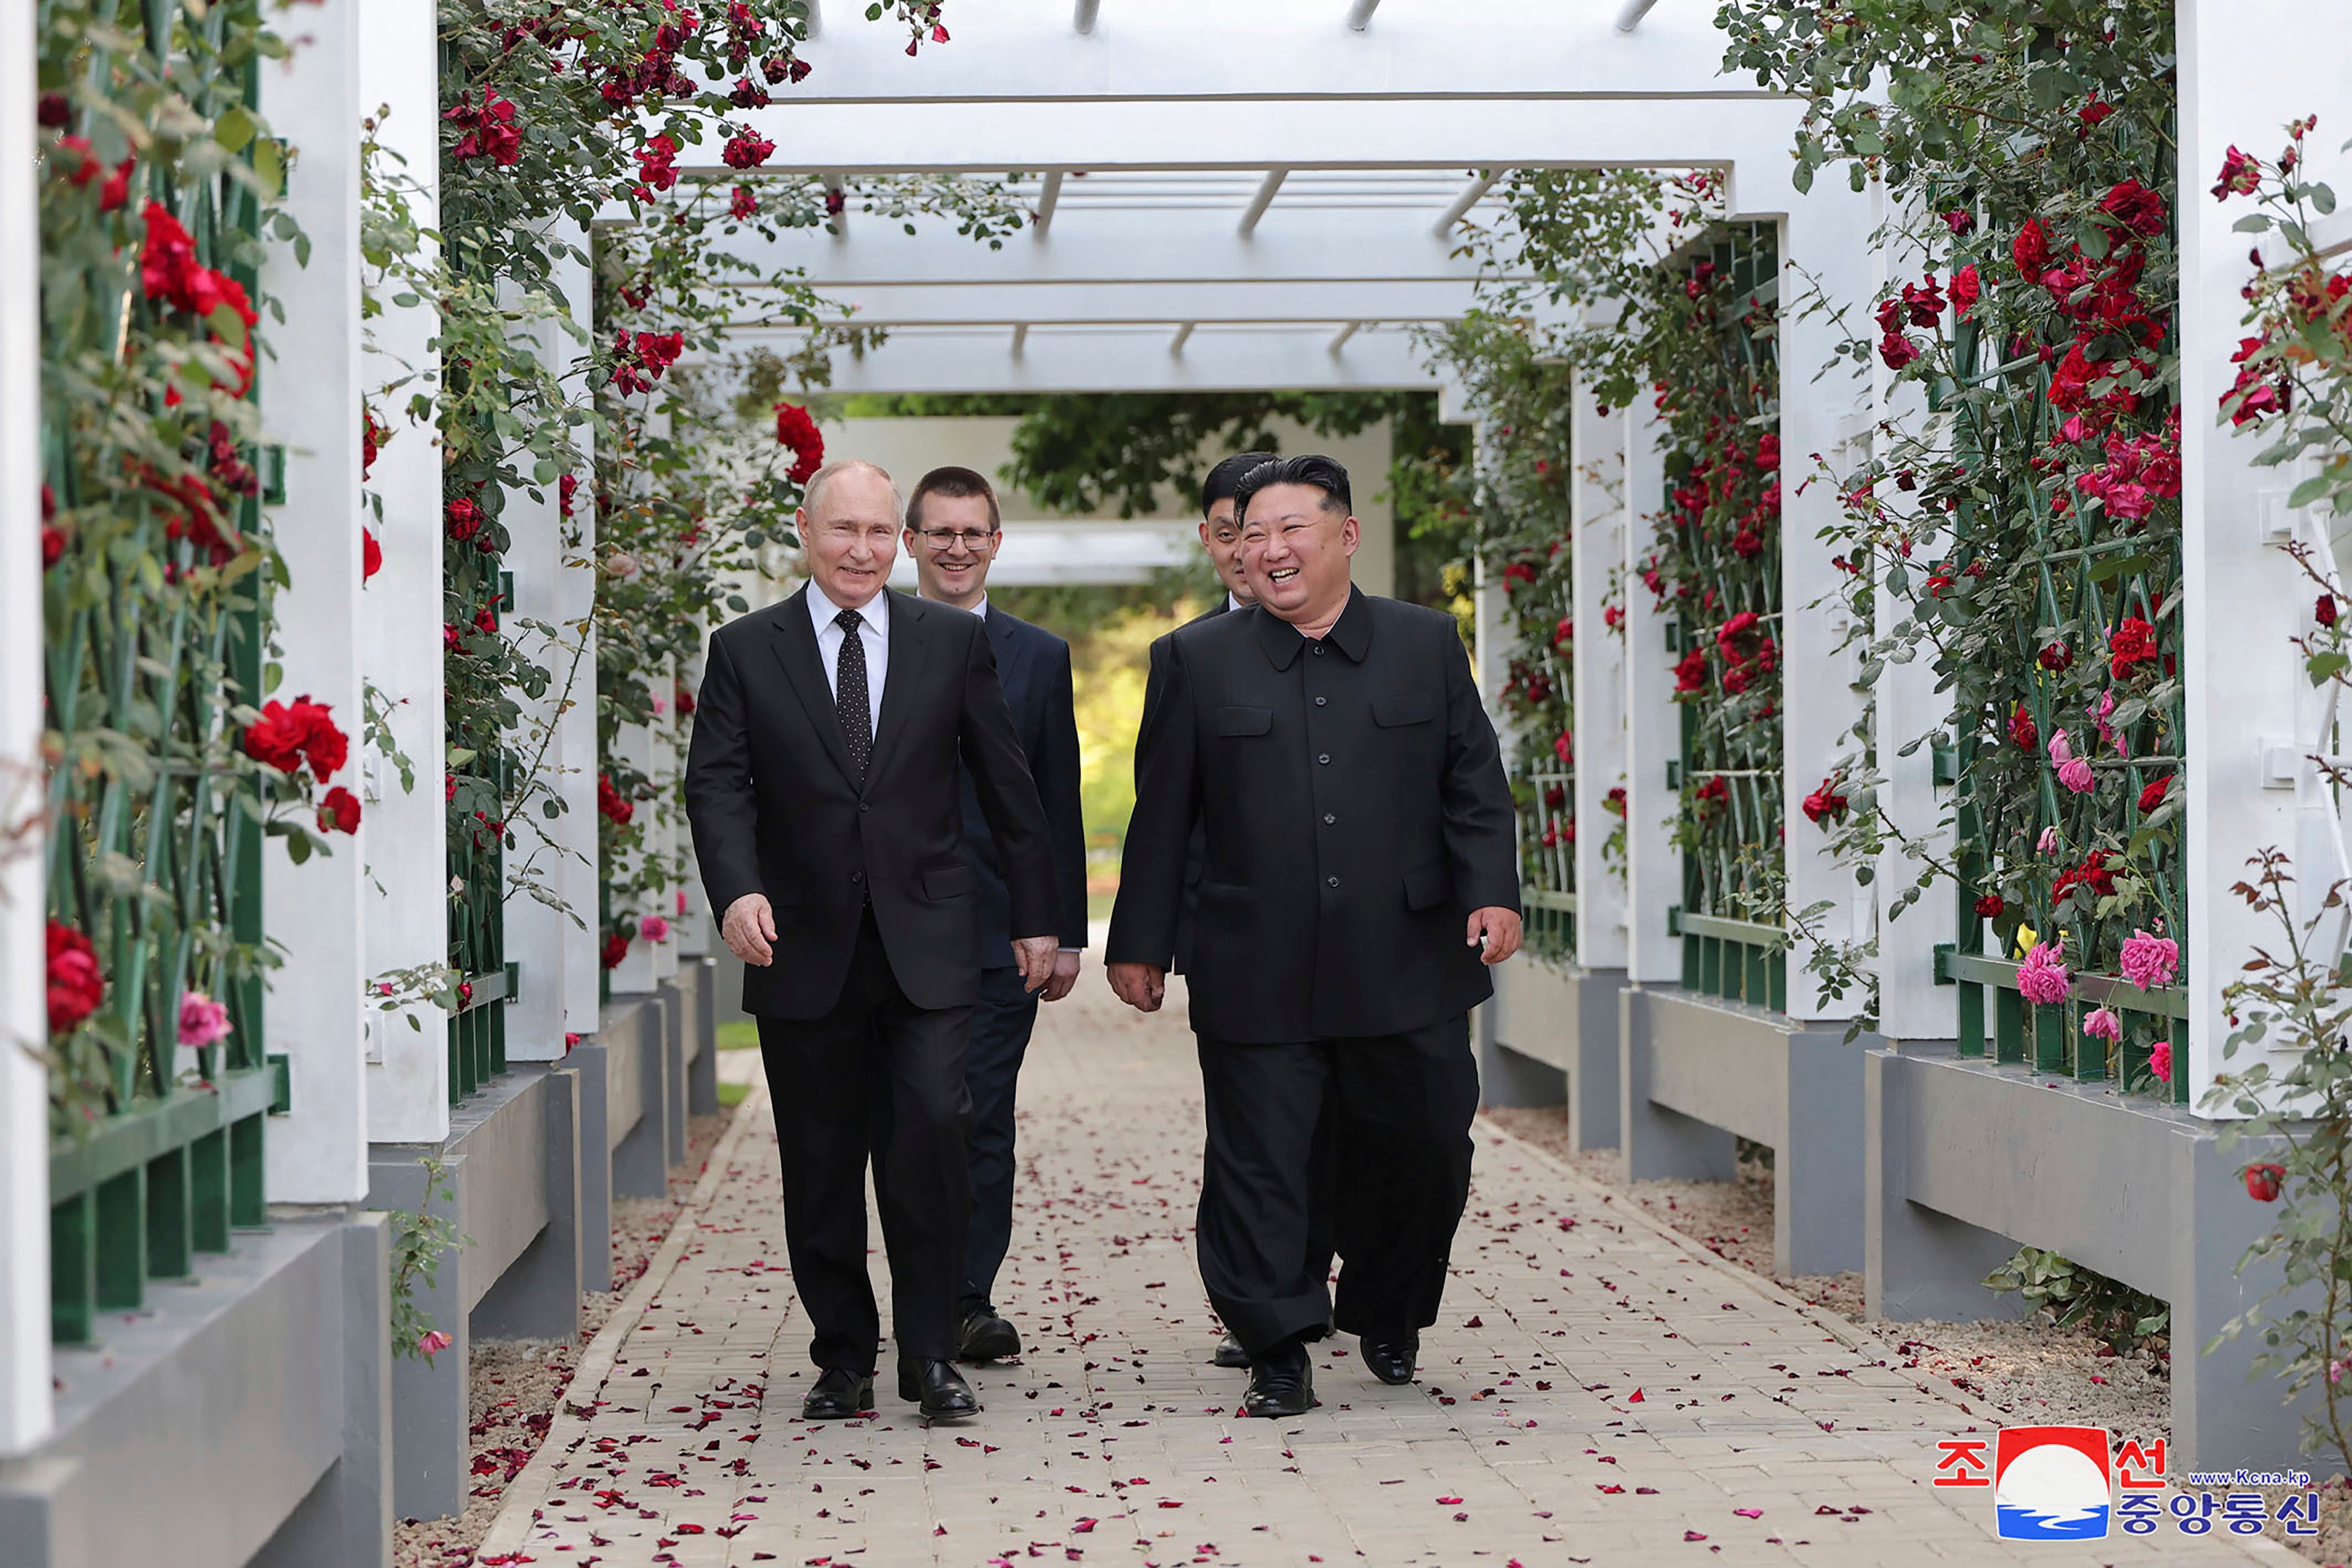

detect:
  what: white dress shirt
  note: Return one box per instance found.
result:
[1227,591,1248,613]
[808,580,887,735]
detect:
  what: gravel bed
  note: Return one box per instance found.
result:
[1483,1101,2352,1563]
[392,1104,733,1568]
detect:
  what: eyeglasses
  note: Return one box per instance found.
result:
[918,528,997,552]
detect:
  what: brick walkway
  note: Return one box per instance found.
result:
[482,982,2287,1567]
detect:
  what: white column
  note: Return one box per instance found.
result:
[360,0,450,1140]
[260,0,369,1199]
[609,717,659,995]
[0,0,55,1456]
[1621,398,1681,984]
[2177,0,2352,1107]
[1570,385,1629,972]
[500,249,599,1060]
[1752,179,1875,1024]
[650,667,681,983]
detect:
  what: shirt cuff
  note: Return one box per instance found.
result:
[1058,945,1083,955]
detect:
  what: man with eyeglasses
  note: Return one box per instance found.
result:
[895,465,1088,1367]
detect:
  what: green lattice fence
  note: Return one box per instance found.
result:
[39,0,279,1346]
[1658,225,1786,1009]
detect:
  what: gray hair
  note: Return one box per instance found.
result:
[801,458,904,523]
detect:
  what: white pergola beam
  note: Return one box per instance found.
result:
[715,211,1523,286]
[684,98,1806,180]
[1034,169,1064,231]
[765,6,1760,102]
[1237,168,1288,237]
[722,326,1436,393]
[1328,321,1361,352]
[728,277,1484,327]
[1345,0,1380,30]
[1615,0,1663,31]
[1434,171,1501,237]
[1169,322,1195,353]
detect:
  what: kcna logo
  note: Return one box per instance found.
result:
[1991,1426,2115,1541]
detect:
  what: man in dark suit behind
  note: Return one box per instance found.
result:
[1138,453,1333,1372]
[894,466,1089,1365]
[684,459,1061,1423]
[1107,454,1523,1419]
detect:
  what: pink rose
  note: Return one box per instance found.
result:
[2119,929,2179,990]
[177,990,231,1051]
[640,915,670,943]
[2016,940,2071,1005]
[418,1329,453,1360]
[2058,757,2096,794]
[2082,1007,2122,1042]
[2148,1040,2173,1084]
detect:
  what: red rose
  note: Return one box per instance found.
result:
[318,785,363,835]
[2244,1162,2285,1203]
[601,932,630,970]
[243,697,347,781]
[721,126,775,170]
[730,76,771,109]
[2138,777,2172,814]
[2319,594,2339,627]
[1553,617,1573,648]
[2108,616,2158,678]
[2096,179,2167,238]
[2212,146,2262,200]
[597,774,635,827]
[2077,98,2115,132]
[1673,647,1709,693]
[445,496,482,542]
[2011,219,2053,279]
[362,529,382,582]
[729,184,758,221]
[1949,264,1980,321]
[1940,208,1975,235]
[634,133,680,192]
[1973,893,2004,919]
[1801,779,1849,827]
[2008,704,2038,752]
[98,156,134,213]
[1878,332,1920,370]
[2037,642,2072,671]
[47,920,105,1035]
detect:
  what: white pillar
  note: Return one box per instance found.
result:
[0,0,55,1456]
[500,249,599,1060]
[260,0,370,1199]
[2177,0,2352,1107]
[651,669,681,983]
[1748,177,1876,1024]
[1570,385,1630,972]
[360,0,450,1140]
[609,718,659,995]
[1621,398,1682,984]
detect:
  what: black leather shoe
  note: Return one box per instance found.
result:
[1242,1341,1313,1419]
[1212,1331,1249,1369]
[957,1305,1021,1362]
[802,1366,874,1420]
[898,1356,980,1420]
[1361,1333,1419,1386]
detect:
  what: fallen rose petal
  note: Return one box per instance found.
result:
[1735,1508,1763,1518]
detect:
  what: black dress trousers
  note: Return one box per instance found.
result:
[1194,1013,1479,1357]
[758,909,975,1372]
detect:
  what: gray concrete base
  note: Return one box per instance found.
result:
[367,1065,583,1522]
[1621,984,1869,1277]
[683,956,720,1117]
[1868,1041,2320,1469]
[1485,960,1625,1148]
[604,992,677,1200]
[569,1038,613,1292]
[656,979,689,1161]
[0,1212,391,1568]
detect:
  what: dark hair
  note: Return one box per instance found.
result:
[906,465,1001,532]
[1234,453,1351,523]
[1200,451,1277,519]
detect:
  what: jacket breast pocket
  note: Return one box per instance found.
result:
[1216,705,1273,737]
[1373,693,1436,728]
[1403,862,1450,912]
[922,862,976,900]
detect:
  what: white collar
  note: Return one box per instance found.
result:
[923,591,988,620]
[809,579,885,631]
[1227,591,1249,613]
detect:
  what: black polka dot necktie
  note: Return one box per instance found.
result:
[834,606,872,781]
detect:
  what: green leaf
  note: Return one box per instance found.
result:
[2288,474,2332,509]
[215,105,257,155]
[2233,213,2275,233]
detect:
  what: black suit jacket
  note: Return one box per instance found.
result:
[960,604,1088,967]
[685,586,1059,1019]
[1107,589,1519,1043]
[1135,597,1231,974]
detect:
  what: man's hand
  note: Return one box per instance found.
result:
[723,893,777,967]
[1042,949,1082,1003]
[1107,960,1167,1013]
[1466,906,1523,966]
[1010,934,1060,993]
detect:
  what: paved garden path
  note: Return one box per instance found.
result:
[482,982,2287,1568]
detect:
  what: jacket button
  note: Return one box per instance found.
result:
[1327,876,1340,888]
[1314,696,1327,707]
[1323,813,1336,825]
[1318,753,1331,765]
[859,801,870,812]
[1312,644,1324,655]
[850,871,864,883]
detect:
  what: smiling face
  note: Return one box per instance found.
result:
[1199,498,1255,605]
[797,466,901,610]
[1240,481,1358,628]
[906,490,1002,609]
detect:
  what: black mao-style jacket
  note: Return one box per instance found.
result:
[684,586,1058,1020]
[1107,588,1520,1043]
